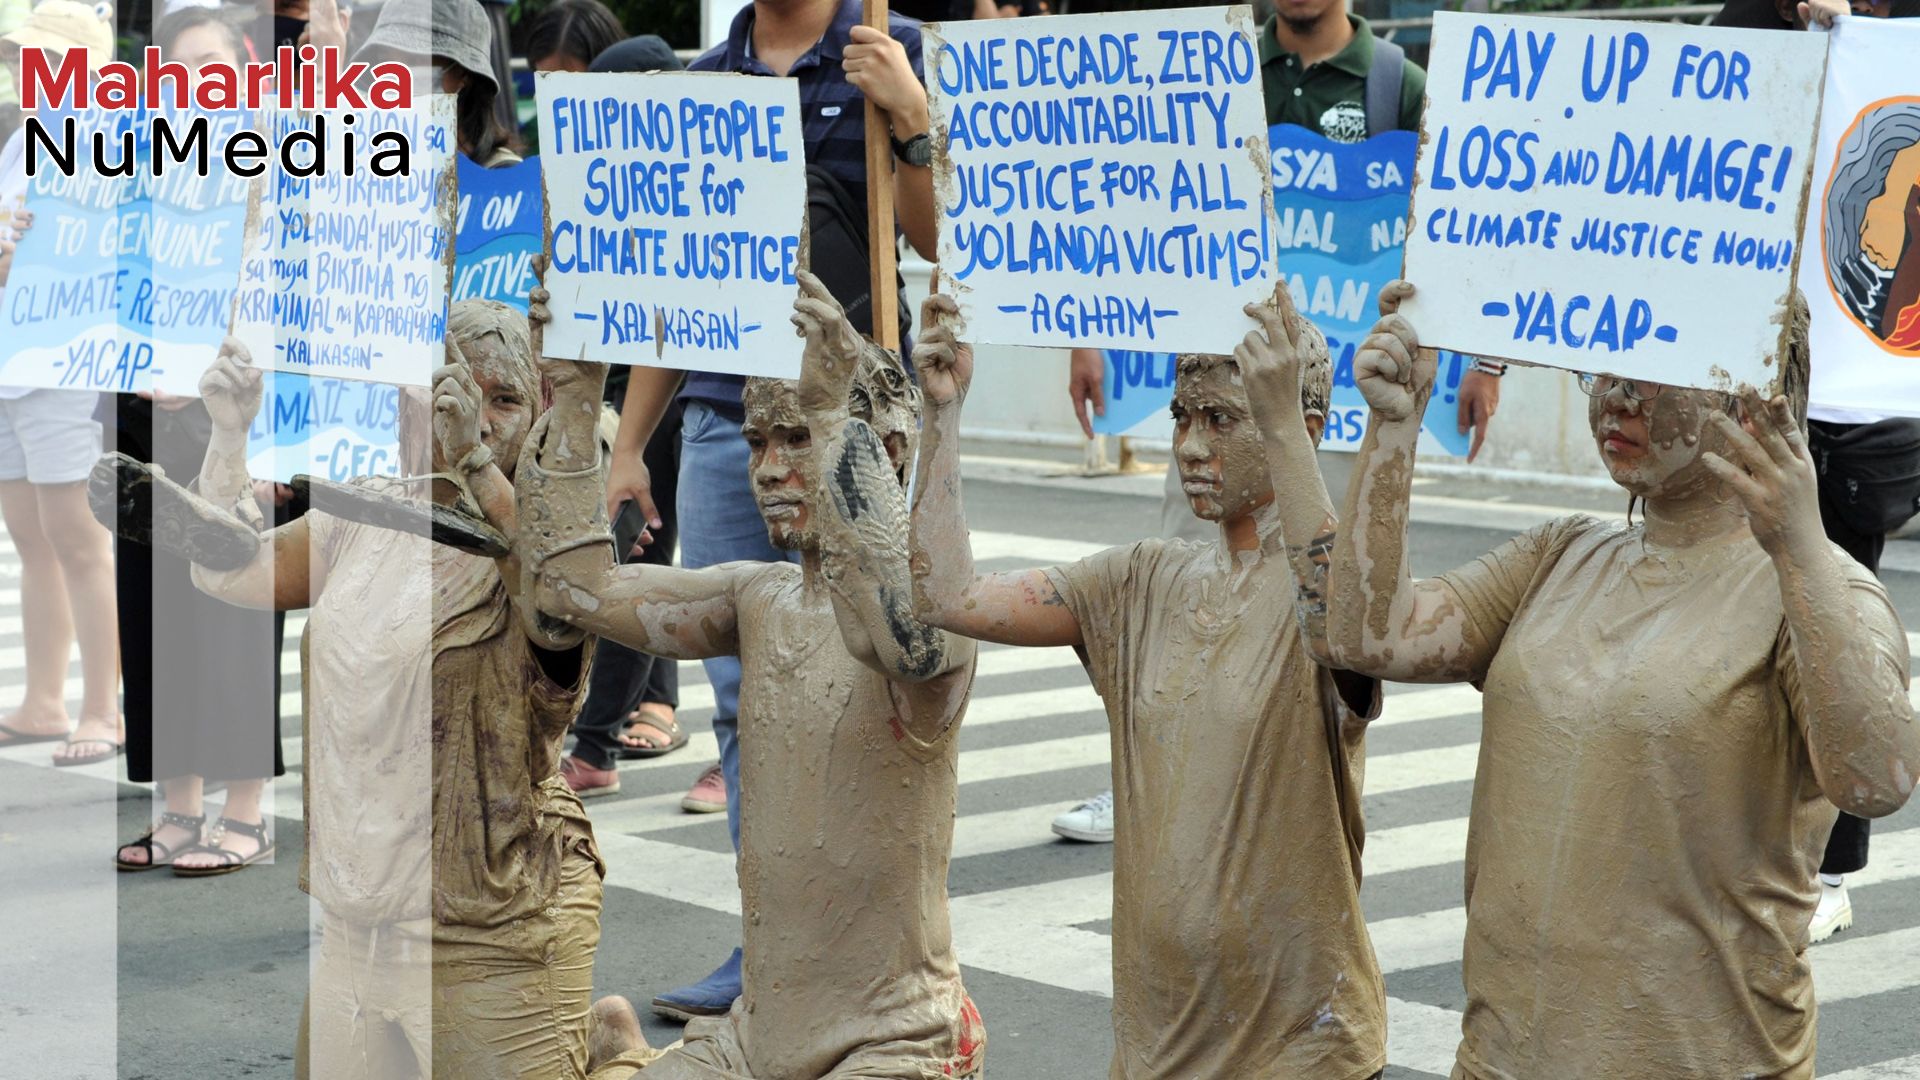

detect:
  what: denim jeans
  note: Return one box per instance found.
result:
[676,400,801,852]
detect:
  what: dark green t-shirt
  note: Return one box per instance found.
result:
[1259,14,1426,142]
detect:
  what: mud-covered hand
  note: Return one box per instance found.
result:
[793,271,865,420]
[1236,284,1309,437]
[431,351,486,469]
[1354,280,1432,423]
[1068,348,1105,439]
[200,336,265,433]
[1703,390,1826,557]
[913,293,973,409]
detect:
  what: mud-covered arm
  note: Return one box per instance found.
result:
[1327,282,1491,682]
[1237,289,1339,665]
[793,275,973,683]
[518,351,743,662]
[1706,392,1920,818]
[908,294,1083,649]
[189,337,318,609]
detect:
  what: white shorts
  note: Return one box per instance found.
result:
[0,390,103,485]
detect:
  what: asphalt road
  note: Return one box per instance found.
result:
[2,452,1917,1079]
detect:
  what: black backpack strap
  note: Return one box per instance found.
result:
[1365,36,1406,139]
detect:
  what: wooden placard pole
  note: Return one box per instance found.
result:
[862,0,901,353]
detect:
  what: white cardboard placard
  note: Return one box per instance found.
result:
[1401,12,1827,391]
[537,71,807,378]
[924,7,1277,353]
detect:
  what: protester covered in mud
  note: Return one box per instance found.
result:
[1313,280,1919,1079]
[512,275,985,1080]
[909,287,1388,1080]
[94,297,602,1079]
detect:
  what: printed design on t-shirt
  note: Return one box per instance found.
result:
[1318,101,1367,145]
[1822,96,1920,355]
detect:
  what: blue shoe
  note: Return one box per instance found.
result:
[650,947,742,1022]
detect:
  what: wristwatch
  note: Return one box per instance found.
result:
[891,131,933,168]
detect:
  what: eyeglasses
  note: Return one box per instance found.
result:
[1575,373,1665,403]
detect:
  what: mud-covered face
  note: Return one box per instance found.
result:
[1171,360,1274,522]
[1587,379,1736,498]
[426,334,535,480]
[743,383,818,551]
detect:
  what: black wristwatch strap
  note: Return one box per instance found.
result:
[891,131,933,167]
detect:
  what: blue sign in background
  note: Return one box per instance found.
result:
[454,154,543,311]
[0,107,149,392]
[1096,125,1471,458]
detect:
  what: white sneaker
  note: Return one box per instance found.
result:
[1052,790,1115,843]
[1810,879,1853,943]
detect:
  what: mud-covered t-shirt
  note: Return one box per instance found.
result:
[709,563,983,1080]
[1044,536,1385,1080]
[1437,515,1909,1080]
[302,481,598,929]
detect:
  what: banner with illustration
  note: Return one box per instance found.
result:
[1804,16,1920,416]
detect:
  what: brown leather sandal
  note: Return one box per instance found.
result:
[616,707,688,760]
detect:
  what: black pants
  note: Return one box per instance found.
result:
[111,396,286,784]
[1810,421,1878,877]
[570,401,683,770]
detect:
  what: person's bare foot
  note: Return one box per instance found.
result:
[0,702,71,743]
[51,713,124,766]
[588,995,649,1070]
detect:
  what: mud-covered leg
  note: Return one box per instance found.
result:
[88,453,260,572]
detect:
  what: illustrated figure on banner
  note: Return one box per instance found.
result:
[1823,98,1920,351]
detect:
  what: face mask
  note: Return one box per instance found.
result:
[273,14,308,48]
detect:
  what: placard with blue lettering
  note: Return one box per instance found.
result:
[0,106,148,392]
[924,7,1277,352]
[455,154,543,311]
[1401,13,1826,391]
[136,109,253,396]
[537,72,806,377]
[247,373,401,483]
[232,103,457,389]
[1802,16,1920,417]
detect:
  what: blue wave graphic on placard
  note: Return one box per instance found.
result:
[1271,250,1406,340]
[1271,192,1413,269]
[1270,126,1419,201]
[1093,350,1179,435]
[452,233,542,311]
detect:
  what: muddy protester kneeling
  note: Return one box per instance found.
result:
[515,274,985,1080]
[908,285,1388,1080]
[1310,280,1919,1080]
[96,298,605,1079]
